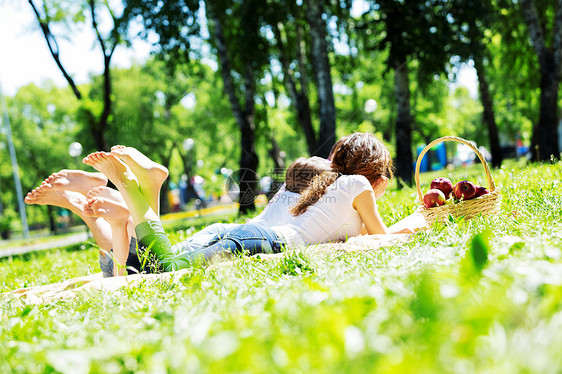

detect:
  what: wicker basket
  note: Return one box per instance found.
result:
[415,136,500,226]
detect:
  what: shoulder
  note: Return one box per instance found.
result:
[344,174,370,184]
[340,174,372,187]
[337,174,373,195]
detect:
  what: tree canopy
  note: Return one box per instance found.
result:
[2,0,561,233]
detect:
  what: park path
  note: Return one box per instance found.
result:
[0,232,90,259]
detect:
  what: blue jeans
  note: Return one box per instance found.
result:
[188,223,284,262]
[135,222,284,272]
[172,223,238,254]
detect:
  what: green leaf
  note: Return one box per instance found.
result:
[470,230,491,272]
[411,272,440,320]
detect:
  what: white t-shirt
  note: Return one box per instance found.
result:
[272,175,373,247]
[249,185,300,226]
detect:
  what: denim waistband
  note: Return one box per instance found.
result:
[209,223,285,253]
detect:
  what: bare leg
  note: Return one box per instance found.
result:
[24,183,112,252]
[83,151,178,271]
[87,186,135,240]
[84,197,130,276]
[45,170,108,195]
[83,151,158,225]
[110,145,168,215]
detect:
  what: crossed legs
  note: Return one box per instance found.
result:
[83,197,130,276]
[27,147,279,276]
[25,148,169,276]
[83,149,180,272]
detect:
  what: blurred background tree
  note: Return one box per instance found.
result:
[447,0,503,168]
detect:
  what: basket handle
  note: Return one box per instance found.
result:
[414,136,496,202]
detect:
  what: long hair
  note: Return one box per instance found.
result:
[289,133,393,216]
[285,156,331,193]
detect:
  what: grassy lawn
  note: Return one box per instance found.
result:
[1,160,561,373]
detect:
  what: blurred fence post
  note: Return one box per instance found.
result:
[0,79,30,239]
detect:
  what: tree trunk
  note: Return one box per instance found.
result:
[295,93,317,156]
[158,151,173,215]
[177,141,198,203]
[304,0,336,158]
[519,0,561,161]
[295,23,315,147]
[91,125,107,152]
[239,63,259,214]
[474,56,503,168]
[160,178,170,215]
[95,54,112,151]
[238,115,259,215]
[394,60,413,187]
[28,0,83,100]
[30,0,116,152]
[532,54,560,161]
[268,136,286,199]
[274,23,317,155]
[209,7,259,215]
[47,206,57,234]
[90,0,115,152]
[269,137,286,171]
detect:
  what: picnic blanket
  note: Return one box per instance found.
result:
[2,231,415,305]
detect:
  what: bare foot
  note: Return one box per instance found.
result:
[24,178,114,252]
[110,145,168,213]
[87,186,126,205]
[25,184,87,212]
[83,152,137,190]
[84,197,130,225]
[110,145,169,181]
[44,170,107,196]
[83,151,157,224]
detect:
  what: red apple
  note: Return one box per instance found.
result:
[453,180,477,200]
[423,189,446,208]
[474,186,489,197]
[430,177,453,199]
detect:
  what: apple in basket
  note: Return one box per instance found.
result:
[430,177,453,199]
[475,186,489,197]
[453,180,477,200]
[423,189,446,209]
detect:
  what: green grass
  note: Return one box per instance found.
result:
[1,161,562,373]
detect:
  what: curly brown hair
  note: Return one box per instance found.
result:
[285,156,331,193]
[289,133,393,216]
